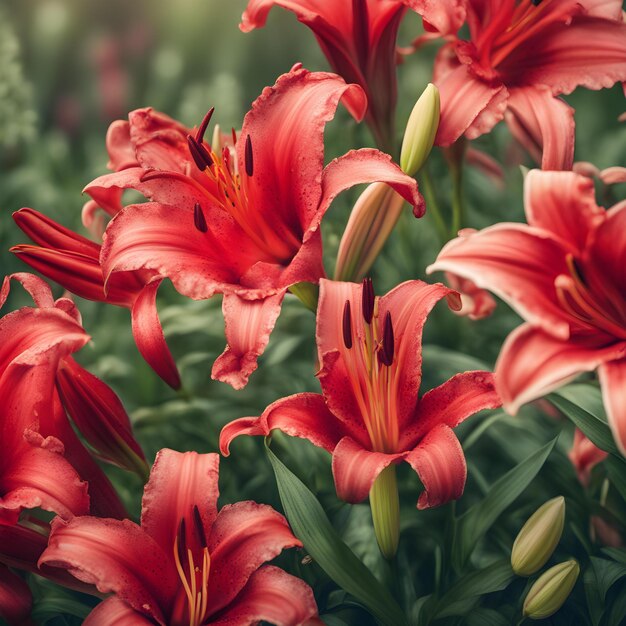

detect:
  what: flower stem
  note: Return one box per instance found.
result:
[369,464,400,559]
[419,169,448,244]
[450,163,465,239]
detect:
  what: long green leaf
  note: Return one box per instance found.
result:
[265,443,408,626]
[435,559,515,618]
[453,438,557,568]
[548,390,619,456]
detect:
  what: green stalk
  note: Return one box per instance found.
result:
[370,465,400,559]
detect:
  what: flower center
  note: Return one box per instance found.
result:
[555,254,626,340]
[474,0,574,71]
[341,278,399,453]
[186,109,300,264]
[172,505,211,626]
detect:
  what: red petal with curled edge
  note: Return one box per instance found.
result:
[496,323,626,415]
[206,502,302,615]
[239,66,366,237]
[84,597,154,626]
[523,170,604,253]
[435,63,508,146]
[55,357,148,475]
[220,392,346,456]
[0,272,55,310]
[599,358,626,456]
[428,224,572,339]
[212,292,284,389]
[211,565,318,626]
[140,450,220,555]
[406,423,467,509]
[131,278,181,389]
[503,16,626,96]
[332,436,404,503]
[40,516,175,624]
[0,564,34,626]
[400,371,500,450]
[505,86,575,170]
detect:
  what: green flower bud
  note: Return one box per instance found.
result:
[523,560,580,620]
[400,83,440,176]
[369,465,400,559]
[511,496,565,576]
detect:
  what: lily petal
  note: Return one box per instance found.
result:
[598,358,626,455]
[405,0,467,36]
[428,224,572,339]
[240,66,367,235]
[212,292,284,389]
[84,597,154,626]
[140,449,220,554]
[435,64,508,146]
[40,516,175,624]
[400,371,500,449]
[0,565,34,626]
[104,120,136,171]
[0,272,55,310]
[523,170,604,251]
[206,502,302,615]
[131,278,181,389]
[378,280,461,430]
[406,423,466,509]
[505,17,626,95]
[211,565,318,626]
[220,393,346,456]
[496,323,626,415]
[505,87,575,170]
[331,436,403,503]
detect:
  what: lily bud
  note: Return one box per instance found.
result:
[400,83,440,176]
[511,496,565,576]
[369,465,400,559]
[523,560,580,620]
[55,357,149,480]
[334,182,406,282]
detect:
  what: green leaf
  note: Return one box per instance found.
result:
[606,456,626,502]
[453,437,557,568]
[434,559,515,618]
[466,607,511,626]
[548,390,619,456]
[590,557,626,603]
[601,547,626,566]
[265,442,408,626]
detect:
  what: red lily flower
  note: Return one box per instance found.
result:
[428,169,626,454]
[568,429,607,487]
[40,449,318,626]
[241,1,412,150]
[221,278,500,509]
[0,273,146,522]
[414,0,626,169]
[95,66,423,389]
[0,564,33,626]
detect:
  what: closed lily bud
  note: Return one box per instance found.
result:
[400,83,440,176]
[334,182,406,282]
[511,496,565,576]
[369,465,400,560]
[523,560,580,620]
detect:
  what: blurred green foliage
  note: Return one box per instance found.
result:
[1,1,625,624]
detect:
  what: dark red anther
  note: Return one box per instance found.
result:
[379,311,394,366]
[187,135,213,171]
[195,107,215,144]
[177,517,187,563]
[361,277,374,324]
[342,300,353,349]
[531,0,542,4]
[194,203,208,233]
[192,505,207,548]
[231,127,237,145]
[245,135,254,177]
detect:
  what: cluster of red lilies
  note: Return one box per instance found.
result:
[1,1,625,624]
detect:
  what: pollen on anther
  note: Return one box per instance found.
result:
[362,277,374,324]
[195,107,215,144]
[187,135,214,171]
[176,517,187,564]
[194,203,208,233]
[380,311,394,366]
[245,134,254,177]
[342,300,353,349]
[192,505,208,548]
